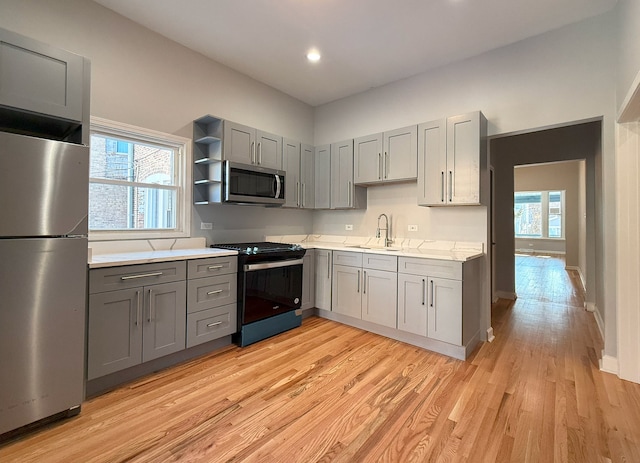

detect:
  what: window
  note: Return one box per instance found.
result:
[514,190,564,239]
[89,117,191,240]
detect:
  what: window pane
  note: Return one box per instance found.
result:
[548,191,562,237]
[514,192,542,237]
[90,134,175,185]
[89,183,176,230]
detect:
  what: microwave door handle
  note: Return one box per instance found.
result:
[274,174,281,199]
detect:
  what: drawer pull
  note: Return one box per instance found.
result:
[206,321,223,328]
[121,272,163,280]
[208,265,224,270]
[207,289,224,296]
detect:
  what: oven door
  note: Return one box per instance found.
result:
[242,258,303,324]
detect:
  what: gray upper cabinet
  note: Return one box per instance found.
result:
[418,111,487,206]
[283,138,301,208]
[300,143,315,209]
[354,133,382,184]
[354,125,417,185]
[314,144,331,209]
[0,28,85,123]
[223,121,283,170]
[284,140,315,209]
[384,125,418,182]
[330,139,366,209]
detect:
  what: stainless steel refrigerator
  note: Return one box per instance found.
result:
[0,130,88,436]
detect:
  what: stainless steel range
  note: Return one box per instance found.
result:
[211,242,306,346]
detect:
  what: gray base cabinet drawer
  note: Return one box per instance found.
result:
[188,256,237,279]
[333,251,363,267]
[90,261,187,294]
[187,304,237,348]
[187,274,237,313]
[398,257,462,280]
[363,253,397,272]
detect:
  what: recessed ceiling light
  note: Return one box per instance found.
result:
[306,49,321,63]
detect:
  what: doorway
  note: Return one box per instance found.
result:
[489,120,601,327]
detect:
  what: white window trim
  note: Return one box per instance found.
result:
[89,116,192,241]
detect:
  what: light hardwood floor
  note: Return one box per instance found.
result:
[1,255,639,462]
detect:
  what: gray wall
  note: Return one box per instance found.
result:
[491,122,600,315]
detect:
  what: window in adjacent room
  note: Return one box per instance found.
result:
[88,117,191,240]
[514,190,564,239]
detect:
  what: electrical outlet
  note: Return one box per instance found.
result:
[201,222,213,230]
[408,224,418,232]
[345,224,353,231]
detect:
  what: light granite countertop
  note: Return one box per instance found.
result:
[265,235,484,262]
[88,237,237,268]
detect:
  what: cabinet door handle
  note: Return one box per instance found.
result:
[449,171,453,202]
[135,290,142,326]
[421,279,426,306]
[207,321,223,328]
[384,152,388,179]
[121,272,163,280]
[430,280,434,307]
[378,153,382,180]
[348,180,352,206]
[441,171,445,203]
[296,181,300,207]
[251,141,255,164]
[208,265,223,270]
[327,252,331,279]
[148,288,154,322]
[207,289,223,296]
[357,270,360,293]
[258,142,262,165]
[363,270,367,294]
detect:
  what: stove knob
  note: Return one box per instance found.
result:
[253,246,259,253]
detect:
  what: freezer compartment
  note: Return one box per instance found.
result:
[0,131,88,237]
[0,237,87,435]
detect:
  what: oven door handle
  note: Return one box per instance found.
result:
[244,258,303,272]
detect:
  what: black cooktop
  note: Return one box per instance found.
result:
[212,241,304,255]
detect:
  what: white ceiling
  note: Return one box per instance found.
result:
[93,0,617,107]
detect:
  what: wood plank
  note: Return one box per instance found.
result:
[1,254,640,462]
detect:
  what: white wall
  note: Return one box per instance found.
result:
[0,0,316,244]
[314,12,617,351]
[617,0,640,110]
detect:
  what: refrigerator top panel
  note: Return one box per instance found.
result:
[0,131,88,237]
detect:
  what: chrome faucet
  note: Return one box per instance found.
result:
[376,213,392,247]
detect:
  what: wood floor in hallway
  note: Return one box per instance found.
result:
[1,254,639,462]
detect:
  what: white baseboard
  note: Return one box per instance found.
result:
[588,303,604,342]
[486,327,495,342]
[495,291,517,300]
[566,265,586,292]
[600,352,619,375]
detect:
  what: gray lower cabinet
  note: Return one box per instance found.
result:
[331,251,397,328]
[301,251,315,310]
[87,264,187,380]
[314,249,332,310]
[397,257,473,346]
[186,256,238,348]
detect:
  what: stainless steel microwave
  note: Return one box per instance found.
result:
[223,161,286,205]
